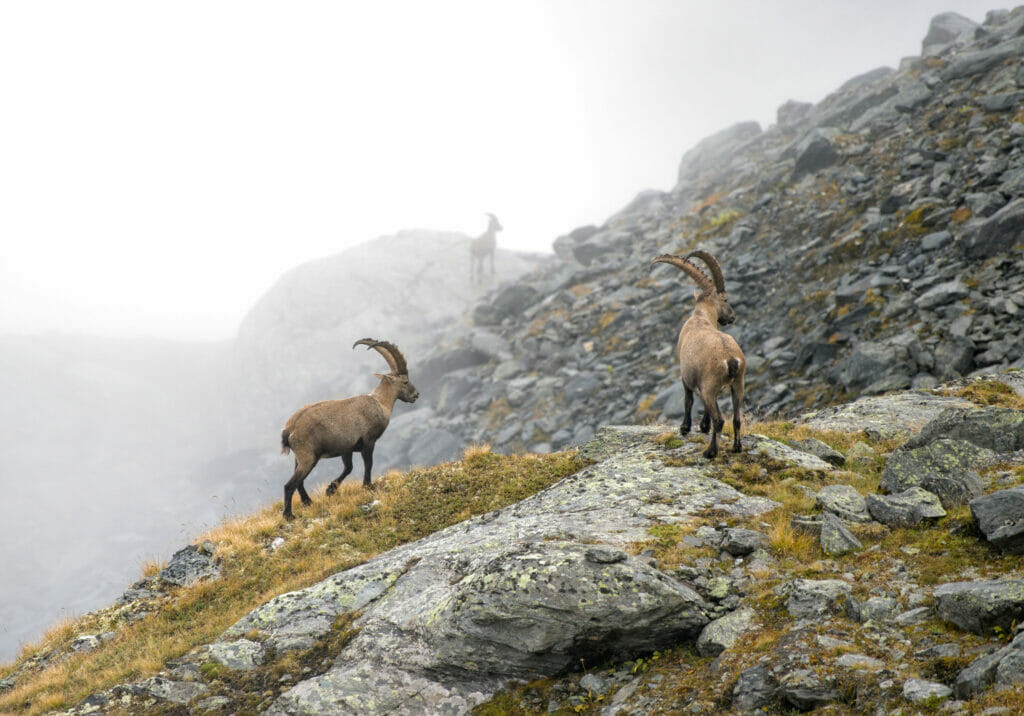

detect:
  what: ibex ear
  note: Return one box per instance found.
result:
[374,372,389,381]
[693,288,701,301]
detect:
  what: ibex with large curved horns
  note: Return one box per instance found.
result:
[279,338,419,519]
[470,213,502,282]
[651,250,746,459]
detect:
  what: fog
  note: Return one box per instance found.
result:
[0,0,1000,661]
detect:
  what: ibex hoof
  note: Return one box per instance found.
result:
[283,512,295,521]
[679,424,691,435]
[300,496,313,506]
[325,484,338,496]
[732,444,742,454]
[364,482,376,491]
[702,448,718,460]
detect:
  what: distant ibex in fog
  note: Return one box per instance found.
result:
[470,213,502,282]
[279,339,418,519]
[651,250,746,459]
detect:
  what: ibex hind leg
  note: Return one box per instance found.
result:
[730,382,744,453]
[283,455,319,520]
[679,386,694,435]
[702,397,725,460]
[699,411,710,434]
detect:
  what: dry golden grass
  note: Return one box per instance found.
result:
[766,509,817,563]
[947,379,1024,409]
[0,449,585,715]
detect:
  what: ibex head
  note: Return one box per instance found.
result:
[353,338,419,403]
[651,250,735,326]
[485,213,503,233]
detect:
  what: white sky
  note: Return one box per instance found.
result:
[0,1,1000,340]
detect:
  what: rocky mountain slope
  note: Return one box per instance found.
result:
[5,7,1024,713]
[10,369,1023,714]
[389,8,1024,462]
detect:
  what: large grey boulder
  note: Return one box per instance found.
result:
[473,283,540,326]
[159,544,220,588]
[266,542,709,715]
[783,579,852,618]
[794,438,845,467]
[696,606,756,657]
[942,41,1020,80]
[933,336,976,379]
[866,487,946,527]
[731,665,775,711]
[221,426,778,715]
[819,513,863,556]
[793,132,840,178]
[934,579,1024,635]
[778,669,840,710]
[915,279,969,310]
[962,197,1024,259]
[676,121,762,183]
[721,528,769,556]
[904,406,1024,454]
[955,630,1024,699]
[971,486,1024,554]
[827,340,914,393]
[881,439,992,507]
[921,12,978,52]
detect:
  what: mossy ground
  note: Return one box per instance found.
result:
[0,447,585,715]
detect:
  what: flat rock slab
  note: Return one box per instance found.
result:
[206,639,265,671]
[137,676,208,705]
[904,406,1024,453]
[223,425,778,715]
[934,579,1024,635]
[799,391,973,440]
[793,437,846,466]
[903,678,951,704]
[971,486,1024,553]
[866,487,946,527]
[816,483,872,522]
[746,434,836,471]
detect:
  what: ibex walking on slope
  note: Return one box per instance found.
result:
[651,250,746,459]
[470,213,502,282]
[279,339,418,519]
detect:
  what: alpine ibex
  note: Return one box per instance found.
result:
[279,339,418,519]
[470,213,502,282]
[651,250,746,459]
